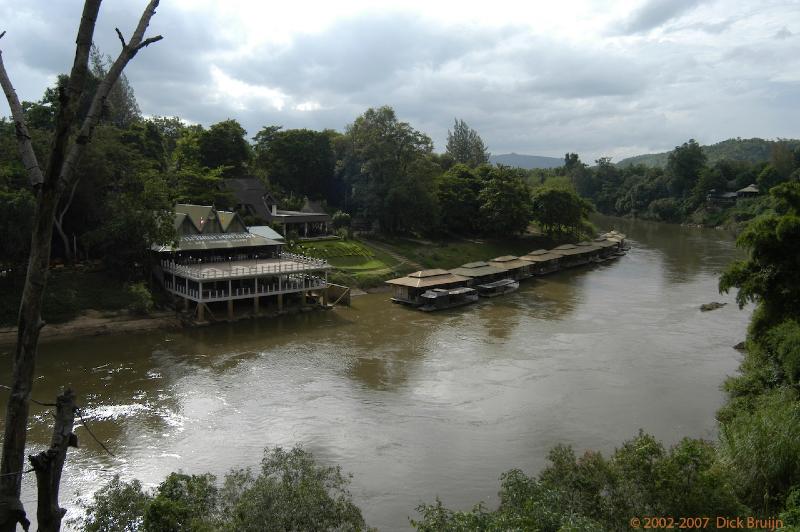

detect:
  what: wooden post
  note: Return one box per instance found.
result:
[227,299,234,321]
[183,296,189,311]
[29,389,77,532]
[197,303,205,322]
[277,293,283,311]
[322,287,328,306]
[253,296,259,315]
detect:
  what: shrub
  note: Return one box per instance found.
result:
[77,446,368,531]
[127,282,154,315]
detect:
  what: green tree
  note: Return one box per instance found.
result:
[531,185,593,237]
[478,165,532,236]
[445,119,488,168]
[436,163,482,234]
[78,446,369,532]
[413,432,742,531]
[757,164,783,193]
[341,106,436,233]
[720,181,800,332]
[253,127,340,204]
[667,139,706,197]
[198,119,252,178]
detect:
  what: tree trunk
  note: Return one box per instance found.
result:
[29,390,77,532]
[0,185,59,532]
[0,2,161,528]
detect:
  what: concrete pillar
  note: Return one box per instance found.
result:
[228,299,234,321]
[304,222,308,236]
[183,296,189,311]
[277,293,283,311]
[198,303,205,321]
[254,296,259,314]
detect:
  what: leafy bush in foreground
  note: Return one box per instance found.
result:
[78,446,368,532]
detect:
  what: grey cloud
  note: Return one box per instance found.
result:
[619,0,708,34]
[774,26,793,39]
[3,2,799,162]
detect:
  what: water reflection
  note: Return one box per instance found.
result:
[0,216,752,531]
[593,214,740,284]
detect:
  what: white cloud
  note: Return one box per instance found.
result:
[1,0,799,160]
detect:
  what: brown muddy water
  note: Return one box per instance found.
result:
[0,216,752,530]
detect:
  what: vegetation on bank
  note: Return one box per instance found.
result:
[369,234,556,270]
[539,138,800,230]
[0,267,140,327]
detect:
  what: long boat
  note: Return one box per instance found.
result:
[419,287,479,311]
[476,278,519,298]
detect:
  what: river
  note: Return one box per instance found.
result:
[1,216,752,530]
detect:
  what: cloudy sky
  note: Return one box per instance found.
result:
[1,0,798,161]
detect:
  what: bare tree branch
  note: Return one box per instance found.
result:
[114,28,127,49]
[58,0,162,192]
[136,35,163,51]
[0,43,44,187]
[45,0,102,189]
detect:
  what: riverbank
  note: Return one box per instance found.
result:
[0,309,179,347]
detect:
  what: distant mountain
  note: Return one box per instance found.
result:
[616,138,800,168]
[489,153,563,169]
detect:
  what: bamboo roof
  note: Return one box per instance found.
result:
[520,251,564,262]
[385,269,471,288]
[556,243,602,256]
[448,261,506,278]
[489,255,530,270]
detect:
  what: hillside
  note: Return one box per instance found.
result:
[617,137,800,168]
[489,152,563,169]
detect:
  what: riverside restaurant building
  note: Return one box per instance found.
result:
[154,204,331,321]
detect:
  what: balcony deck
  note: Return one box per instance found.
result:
[161,252,329,281]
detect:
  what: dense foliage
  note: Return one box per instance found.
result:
[547,139,800,229]
[79,447,368,532]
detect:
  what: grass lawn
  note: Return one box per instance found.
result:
[371,234,559,270]
[289,238,414,288]
[0,267,136,326]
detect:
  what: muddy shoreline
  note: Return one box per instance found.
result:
[0,310,180,347]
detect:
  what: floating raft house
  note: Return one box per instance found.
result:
[385,269,471,306]
[448,261,507,286]
[488,255,533,280]
[384,231,628,310]
[519,249,565,275]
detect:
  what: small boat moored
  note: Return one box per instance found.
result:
[419,287,479,311]
[476,278,519,298]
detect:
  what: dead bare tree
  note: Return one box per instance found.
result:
[0,2,162,529]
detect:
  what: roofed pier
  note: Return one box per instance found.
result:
[155,204,332,322]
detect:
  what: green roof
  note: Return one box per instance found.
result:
[175,204,216,232]
[248,225,285,241]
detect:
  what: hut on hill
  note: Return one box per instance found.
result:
[737,184,759,198]
[519,249,564,275]
[488,255,533,280]
[385,269,471,306]
[448,261,508,286]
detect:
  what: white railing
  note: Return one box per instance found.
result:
[163,276,326,302]
[161,252,328,280]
